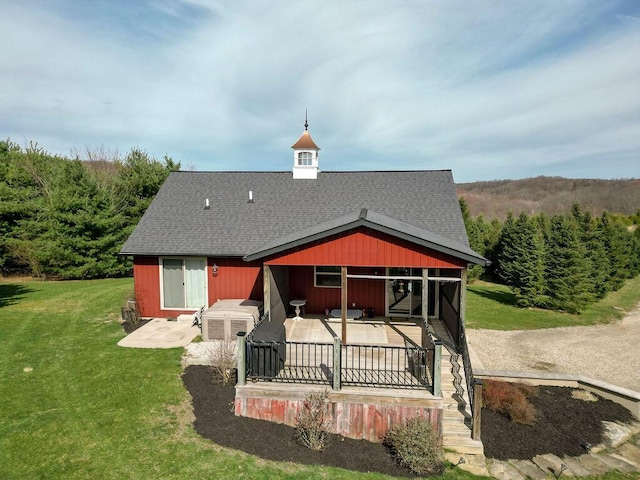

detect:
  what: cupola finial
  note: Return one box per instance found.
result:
[304,109,308,130]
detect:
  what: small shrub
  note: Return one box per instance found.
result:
[483,380,538,425]
[383,417,444,476]
[207,341,237,385]
[294,390,333,451]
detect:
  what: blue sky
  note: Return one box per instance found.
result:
[1,0,639,182]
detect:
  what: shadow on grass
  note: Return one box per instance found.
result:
[0,283,34,308]
[468,286,517,307]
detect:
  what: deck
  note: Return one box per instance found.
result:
[283,316,423,346]
[237,316,447,443]
[246,316,432,389]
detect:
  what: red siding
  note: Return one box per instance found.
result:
[207,258,263,306]
[289,266,385,315]
[133,256,262,318]
[133,257,164,317]
[265,227,467,268]
[133,228,464,317]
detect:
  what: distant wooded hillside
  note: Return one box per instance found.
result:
[458,176,640,220]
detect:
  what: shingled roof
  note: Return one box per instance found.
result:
[120,170,486,265]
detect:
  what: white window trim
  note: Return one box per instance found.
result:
[158,256,208,311]
[297,151,314,166]
[314,266,342,288]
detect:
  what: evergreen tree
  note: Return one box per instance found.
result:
[544,215,593,313]
[496,212,521,288]
[512,213,545,307]
[496,212,544,307]
[482,218,503,279]
[115,148,180,223]
[599,211,634,291]
[575,209,610,298]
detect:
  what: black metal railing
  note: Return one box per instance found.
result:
[459,320,474,412]
[341,344,430,388]
[244,336,432,390]
[247,340,335,384]
[460,318,483,440]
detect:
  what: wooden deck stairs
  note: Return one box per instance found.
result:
[430,320,484,456]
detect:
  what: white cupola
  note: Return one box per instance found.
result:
[291,113,320,179]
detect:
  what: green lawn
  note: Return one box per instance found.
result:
[466,275,640,330]
[0,278,485,480]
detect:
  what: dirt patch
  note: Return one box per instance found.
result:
[468,303,640,391]
[182,366,635,472]
[482,385,634,460]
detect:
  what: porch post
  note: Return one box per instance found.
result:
[434,268,440,319]
[332,336,341,391]
[422,267,428,325]
[459,269,467,346]
[472,379,483,440]
[341,266,347,344]
[263,265,271,321]
[432,339,442,397]
[236,332,246,386]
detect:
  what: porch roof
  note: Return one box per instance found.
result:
[243,208,488,265]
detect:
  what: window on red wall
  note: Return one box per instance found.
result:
[314,266,341,288]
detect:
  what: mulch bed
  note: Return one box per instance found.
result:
[482,385,635,460]
[182,366,410,476]
[181,365,635,473]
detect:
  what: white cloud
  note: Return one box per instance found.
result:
[0,0,638,181]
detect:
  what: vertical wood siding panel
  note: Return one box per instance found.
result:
[265,227,466,268]
[208,258,262,306]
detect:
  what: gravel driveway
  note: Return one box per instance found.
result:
[467,303,640,392]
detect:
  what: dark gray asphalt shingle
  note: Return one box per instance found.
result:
[120,170,476,261]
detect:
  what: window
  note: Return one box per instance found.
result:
[315,266,341,288]
[160,257,206,309]
[297,151,313,166]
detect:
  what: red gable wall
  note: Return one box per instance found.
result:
[264,227,467,268]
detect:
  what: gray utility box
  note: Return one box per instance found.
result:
[201,299,263,341]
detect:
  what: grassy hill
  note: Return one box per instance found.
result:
[457,176,640,220]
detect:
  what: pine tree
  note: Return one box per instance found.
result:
[544,215,593,313]
[496,213,545,306]
[511,213,545,307]
[599,212,634,291]
[576,209,610,298]
[496,213,517,287]
[483,218,503,279]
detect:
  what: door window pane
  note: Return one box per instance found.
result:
[185,258,206,308]
[163,259,184,308]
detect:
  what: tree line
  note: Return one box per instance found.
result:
[461,199,640,313]
[0,140,179,279]
[2,138,638,316]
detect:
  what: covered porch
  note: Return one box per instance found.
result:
[234,222,483,447]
